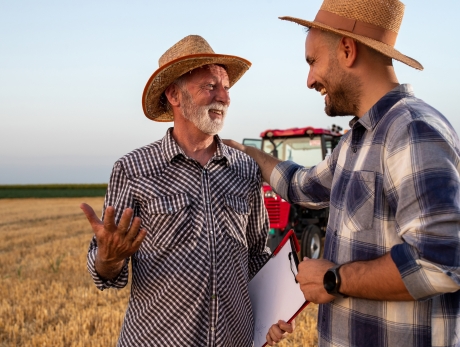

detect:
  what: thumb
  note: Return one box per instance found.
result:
[80,203,102,229]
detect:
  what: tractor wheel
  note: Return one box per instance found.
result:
[300,225,322,259]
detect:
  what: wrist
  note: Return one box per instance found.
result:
[323,264,348,298]
[95,254,125,270]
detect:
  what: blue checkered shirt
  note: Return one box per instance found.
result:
[271,85,460,347]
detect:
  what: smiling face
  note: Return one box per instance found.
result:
[305,29,362,117]
[178,64,230,135]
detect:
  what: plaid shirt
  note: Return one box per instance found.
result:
[271,85,460,347]
[87,128,271,347]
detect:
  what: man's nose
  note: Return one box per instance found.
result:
[215,85,230,106]
[306,69,316,89]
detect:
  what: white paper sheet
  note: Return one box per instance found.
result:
[249,239,307,347]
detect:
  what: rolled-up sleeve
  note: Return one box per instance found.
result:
[86,161,133,291]
[387,120,460,299]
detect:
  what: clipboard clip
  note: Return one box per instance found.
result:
[288,252,299,283]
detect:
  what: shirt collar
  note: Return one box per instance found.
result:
[349,84,414,130]
[161,127,232,165]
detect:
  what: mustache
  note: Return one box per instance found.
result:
[203,102,228,115]
[313,82,326,93]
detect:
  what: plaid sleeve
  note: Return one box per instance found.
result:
[270,149,337,209]
[247,170,271,280]
[387,119,460,300]
[86,161,133,291]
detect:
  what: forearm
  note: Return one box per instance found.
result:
[339,253,413,301]
[244,146,281,183]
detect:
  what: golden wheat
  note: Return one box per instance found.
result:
[0,198,317,346]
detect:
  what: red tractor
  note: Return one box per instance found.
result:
[243,125,343,259]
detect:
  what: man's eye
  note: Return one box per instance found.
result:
[206,84,214,89]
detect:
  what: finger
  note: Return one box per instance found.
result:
[269,324,284,342]
[117,208,134,234]
[103,206,117,232]
[222,139,244,152]
[266,332,274,346]
[130,228,147,252]
[278,320,294,334]
[80,203,102,229]
[126,216,142,241]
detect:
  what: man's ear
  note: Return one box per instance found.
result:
[164,84,181,107]
[338,36,358,68]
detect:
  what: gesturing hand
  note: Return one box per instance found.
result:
[80,203,147,279]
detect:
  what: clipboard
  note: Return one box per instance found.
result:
[249,230,309,347]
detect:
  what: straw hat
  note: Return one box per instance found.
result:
[142,35,251,122]
[279,0,423,70]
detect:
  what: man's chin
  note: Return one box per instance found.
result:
[197,122,224,136]
[325,105,353,118]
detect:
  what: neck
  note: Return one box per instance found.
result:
[354,53,400,118]
[171,117,217,167]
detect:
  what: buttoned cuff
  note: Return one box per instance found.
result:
[87,250,130,291]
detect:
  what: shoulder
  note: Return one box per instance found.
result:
[223,144,262,181]
[113,139,166,179]
[383,96,459,150]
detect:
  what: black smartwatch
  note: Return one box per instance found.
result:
[323,264,348,298]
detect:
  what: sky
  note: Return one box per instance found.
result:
[1,0,459,184]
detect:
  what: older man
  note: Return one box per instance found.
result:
[81,35,271,347]
[226,0,460,346]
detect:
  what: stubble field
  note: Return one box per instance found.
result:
[0,198,317,346]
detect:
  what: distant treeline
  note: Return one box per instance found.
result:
[0,184,108,199]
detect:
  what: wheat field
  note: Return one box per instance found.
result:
[0,198,318,347]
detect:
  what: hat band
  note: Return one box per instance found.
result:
[314,10,397,46]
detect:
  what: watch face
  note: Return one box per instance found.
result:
[323,270,336,292]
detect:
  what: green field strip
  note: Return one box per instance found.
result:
[0,184,108,198]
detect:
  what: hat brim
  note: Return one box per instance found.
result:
[279,16,423,71]
[142,54,251,122]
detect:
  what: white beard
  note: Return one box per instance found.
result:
[179,88,228,135]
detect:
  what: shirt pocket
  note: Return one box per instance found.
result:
[343,171,375,231]
[146,193,192,249]
[223,194,250,248]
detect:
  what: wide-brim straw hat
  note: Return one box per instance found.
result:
[142,35,251,122]
[279,0,423,70]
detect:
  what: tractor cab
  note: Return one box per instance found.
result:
[243,125,343,258]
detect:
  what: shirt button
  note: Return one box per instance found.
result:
[211,294,217,300]
[206,200,210,204]
[168,207,172,212]
[210,230,214,234]
[352,147,357,153]
[210,327,215,331]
